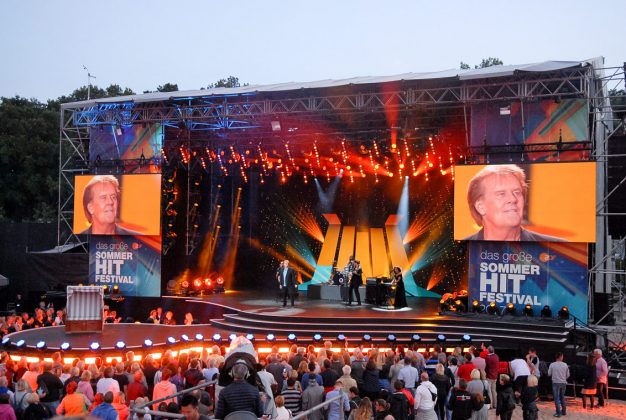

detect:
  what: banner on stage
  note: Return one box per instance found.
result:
[468,241,588,322]
[89,235,161,297]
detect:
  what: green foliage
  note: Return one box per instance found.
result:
[156,83,179,92]
[207,76,244,89]
[460,57,504,69]
[0,96,59,222]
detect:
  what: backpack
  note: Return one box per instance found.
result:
[12,392,29,418]
[505,392,516,411]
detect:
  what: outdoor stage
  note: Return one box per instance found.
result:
[5,290,573,358]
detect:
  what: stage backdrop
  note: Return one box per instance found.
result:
[89,235,161,297]
[468,241,588,322]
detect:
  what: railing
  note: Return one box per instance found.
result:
[292,394,342,420]
[130,380,216,419]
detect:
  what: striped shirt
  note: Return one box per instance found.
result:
[281,388,302,414]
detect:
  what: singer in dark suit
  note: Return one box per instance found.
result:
[347,260,363,305]
[277,259,298,307]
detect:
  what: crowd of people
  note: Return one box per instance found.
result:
[0,336,610,420]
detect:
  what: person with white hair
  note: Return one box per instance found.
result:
[594,348,608,407]
[339,364,357,394]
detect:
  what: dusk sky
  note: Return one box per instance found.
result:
[1,0,624,101]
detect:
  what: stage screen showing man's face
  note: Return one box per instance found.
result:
[454,162,596,243]
[73,174,161,236]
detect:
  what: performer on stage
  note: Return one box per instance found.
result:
[277,259,297,307]
[392,266,407,309]
[347,260,363,306]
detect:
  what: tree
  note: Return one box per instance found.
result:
[0,97,59,222]
[156,83,179,92]
[207,76,246,89]
[460,57,504,69]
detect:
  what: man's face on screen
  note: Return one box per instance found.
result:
[475,173,524,232]
[88,182,118,228]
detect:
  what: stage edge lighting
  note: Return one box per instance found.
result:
[287,333,297,343]
[266,334,276,342]
[89,342,101,351]
[336,334,346,342]
[60,342,71,351]
[411,334,421,343]
[313,334,323,342]
[558,306,570,320]
[144,339,153,348]
[166,337,176,345]
[541,306,552,318]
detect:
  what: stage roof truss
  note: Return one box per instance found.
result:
[65,68,589,127]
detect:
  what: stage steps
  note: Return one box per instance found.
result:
[210,310,571,347]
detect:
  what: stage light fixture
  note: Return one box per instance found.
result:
[15,339,25,348]
[436,334,446,343]
[471,300,484,313]
[36,341,46,350]
[60,342,72,351]
[505,303,516,315]
[89,342,101,351]
[103,285,110,294]
[387,334,396,343]
[487,302,498,315]
[181,334,191,342]
[411,334,421,343]
[287,333,297,343]
[558,306,570,320]
[336,334,346,342]
[462,334,472,343]
[523,304,534,317]
[144,339,153,348]
[1,337,10,347]
[266,334,276,342]
[195,333,204,342]
[167,337,177,345]
[362,334,372,343]
[246,333,255,342]
[212,333,222,343]
[541,305,552,318]
[313,334,323,343]
[228,333,237,342]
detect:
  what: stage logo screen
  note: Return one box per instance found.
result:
[454,162,596,242]
[73,174,161,236]
[468,241,588,322]
[89,235,161,297]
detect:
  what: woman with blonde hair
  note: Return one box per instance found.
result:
[10,379,31,416]
[78,370,95,402]
[349,396,373,420]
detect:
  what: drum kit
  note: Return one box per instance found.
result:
[327,266,353,285]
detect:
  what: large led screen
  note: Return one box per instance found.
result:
[73,174,161,236]
[454,162,596,242]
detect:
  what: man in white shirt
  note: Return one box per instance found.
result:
[96,366,120,395]
[398,357,419,395]
[414,372,438,420]
[509,355,531,396]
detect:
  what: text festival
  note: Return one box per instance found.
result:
[477,251,541,306]
[94,242,134,284]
